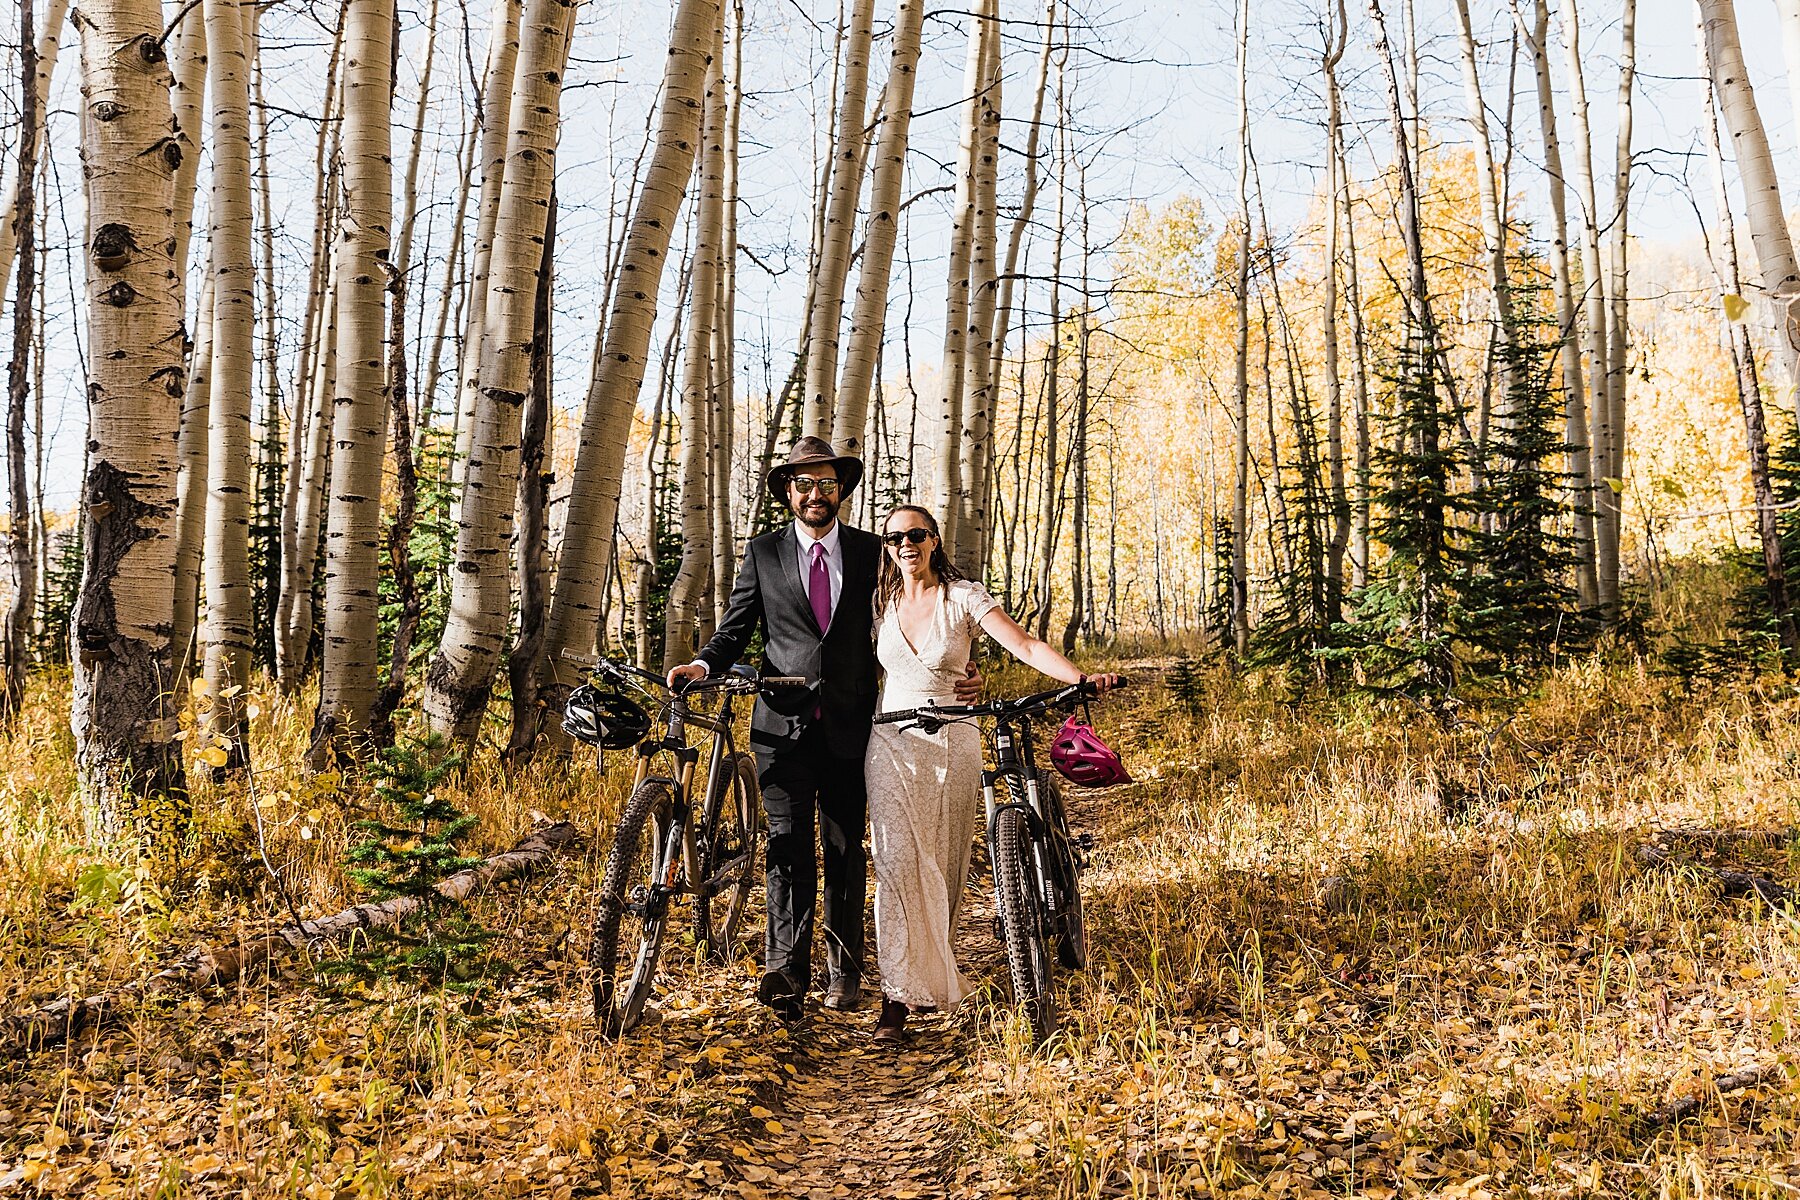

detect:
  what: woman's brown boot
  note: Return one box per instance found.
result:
[872,996,907,1042]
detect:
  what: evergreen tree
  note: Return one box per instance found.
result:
[1462,291,1583,670]
[1327,332,1467,703]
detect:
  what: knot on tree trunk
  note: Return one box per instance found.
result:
[91,224,138,273]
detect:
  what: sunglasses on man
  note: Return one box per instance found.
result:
[881,528,935,547]
[790,475,840,496]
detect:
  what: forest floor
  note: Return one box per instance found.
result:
[5,632,1800,1197]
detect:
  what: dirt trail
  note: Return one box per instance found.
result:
[719,875,1011,1199]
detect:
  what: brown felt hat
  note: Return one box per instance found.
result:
[765,436,864,506]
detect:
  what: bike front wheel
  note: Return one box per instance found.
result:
[695,752,762,963]
[590,780,675,1037]
[992,804,1058,1042]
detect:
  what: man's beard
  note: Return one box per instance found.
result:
[796,496,839,528]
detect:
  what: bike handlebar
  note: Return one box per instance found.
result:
[873,676,1128,726]
[591,656,809,698]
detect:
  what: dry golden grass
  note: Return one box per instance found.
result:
[1,634,1798,1198]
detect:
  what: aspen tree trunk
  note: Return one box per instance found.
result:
[958,0,1002,577]
[801,0,876,436]
[934,6,989,541]
[167,3,203,318]
[1699,3,1797,652]
[311,0,394,761]
[1339,92,1373,590]
[0,0,68,311]
[274,4,345,689]
[164,6,206,693]
[1452,0,1513,454]
[987,0,1056,419]
[833,0,926,453]
[70,0,188,824]
[424,0,579,747]
[3,0,38,717]
[711,0,742,630]
[1230,0,1251,655]
[170,269,212,692]
[250,6,281,673]
[276,265,335,689]
[201,0,256,771]
[1604,0,1635,590]
[504,191,557,762]
[1698,0,1800,393]
[452,0,522,488]
[543,0,717,696]
[1321,0,1349,612]
[1061,306,1088,656]
[1560,0,1618,617]
[665,29,726,669]
[1514,0,1597,605]
[419,109,478,432]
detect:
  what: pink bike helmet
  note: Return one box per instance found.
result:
[1050,713,1132,787]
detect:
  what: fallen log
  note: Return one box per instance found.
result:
[1644,1062,1781,1128]
[4,820,581,1053]
[1636,843,1793,909]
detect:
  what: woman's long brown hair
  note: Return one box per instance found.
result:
[875,505,964,615]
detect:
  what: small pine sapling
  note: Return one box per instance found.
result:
[329,733,493,986]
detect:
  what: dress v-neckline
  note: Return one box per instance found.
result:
[893,584,943,660]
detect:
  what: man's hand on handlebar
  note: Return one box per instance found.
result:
[953,658,983,704]
[666,662,707,690]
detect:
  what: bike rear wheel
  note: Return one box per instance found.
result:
[695,752,762,963]
[992,804,1057,1042]
[1005,774,1087,971]
[590,780,675,1037]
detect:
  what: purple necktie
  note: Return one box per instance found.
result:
[809,542,832,633]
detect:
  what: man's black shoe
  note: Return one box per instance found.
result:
[822,975,863,1011]
[756,968,803,1008]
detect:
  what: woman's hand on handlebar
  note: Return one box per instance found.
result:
[1083,672,1125,694]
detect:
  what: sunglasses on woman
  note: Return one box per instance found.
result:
[882,528,935,546]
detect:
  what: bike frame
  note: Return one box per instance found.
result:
[981,714,1063,937]
[625,685,745,920]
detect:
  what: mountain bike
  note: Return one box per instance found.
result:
[579,656,803,1037]
[872,678,1124,1042]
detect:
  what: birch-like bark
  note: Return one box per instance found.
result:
[711,0,743,630]
[451,0,523,487]
[71,0,188,823]
[3,0,39,716]
[957,0,1002,576]
[170,268,212,692]
[311,0,394,760]
[541,0,717,694]
[665,31,726,668]
[933,6,989,541]
[1514,0,1597,605]
[276,264,335,688]
[167,2,203,321]
[801,0,876,436]
[1699,2,1797,651]
[1452,0,1513,456]
[833,0,926,452]
[1604,0,1635,596]
[1560,0,1618,616]
[1321,0,1349,609]
[1698,0,1800,391]
[201,0,256,770]
[424,0,579,746]
[1230,0,1251,654]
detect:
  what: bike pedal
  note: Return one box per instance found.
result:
[991,915,1005,942]
[1073,831,1096,852]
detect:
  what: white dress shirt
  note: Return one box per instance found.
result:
[793,519,844,627]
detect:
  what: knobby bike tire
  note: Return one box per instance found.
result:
[695,752,763,963]
[590,780,674,1037]
[992,804,1057,1042]
[1005,773,1088,971]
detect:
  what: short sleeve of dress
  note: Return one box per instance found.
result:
[951,579,1002,637]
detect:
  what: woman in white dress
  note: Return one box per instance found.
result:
[864,505,1120,1041]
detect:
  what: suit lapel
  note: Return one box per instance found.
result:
[775,523,821,635]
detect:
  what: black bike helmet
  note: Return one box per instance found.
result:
[562,683,651,750]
